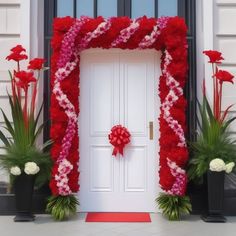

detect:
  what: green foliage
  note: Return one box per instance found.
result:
[0,95,52,188]
[156,193,192,221]
[188,96,236,183]
[1,95,45,149]
[46,195,79,221]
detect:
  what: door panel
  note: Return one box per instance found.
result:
[90,63,114,136]
[90,145,114,192]
[124,63,147,135]
[79,49,160,212]
[124,146,147,192]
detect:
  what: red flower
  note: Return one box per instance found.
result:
[50,179,59,195]
[203,50,224,63]
[6,52,28,62]
[214,70,234,84]
[6,45,28,62]
[14,70,36,91]
[10,45,26,53]
[28,58,45,70]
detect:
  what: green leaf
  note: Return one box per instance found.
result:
[156,193,191,221]
[222,117,236,133]
[8,70,13,81]
[0,130,10,147]
[46,195,79,221]
[41,139,53,151]
[204,96,215,123]
[0,109,14,136]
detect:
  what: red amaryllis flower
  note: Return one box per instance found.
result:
[28,58,45,70]
[203,50,224,63]
[214,70,234,84]
[6,52,28,62]
[10,45,26,53]
[14,70,36,91]
[6,45,28,62]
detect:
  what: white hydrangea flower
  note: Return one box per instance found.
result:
[10,166,21,176]
[225,162,235,174]
[24,162,40,175]
[209,158,226,172]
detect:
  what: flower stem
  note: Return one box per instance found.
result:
[24,88,28,129]
[212,63,216,118]
[219,82,223,122]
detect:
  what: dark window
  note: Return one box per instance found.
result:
[44,0,196,143]
[158,0,178,16]
[131,0,155,18]
[57,0,74,17]
[55,0,180,18]
[97,0,118,17]
[76,0,94,17]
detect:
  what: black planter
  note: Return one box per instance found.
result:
[13,173,36,222]
[201,170,226,222]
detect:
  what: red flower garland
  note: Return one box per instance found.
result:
[108,125,131,156]
[50,16,188,197]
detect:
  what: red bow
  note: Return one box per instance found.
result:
[108,125,131,156]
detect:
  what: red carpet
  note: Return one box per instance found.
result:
[85,212,151,222]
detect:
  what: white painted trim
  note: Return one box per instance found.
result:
[20,0,30,55]
[30,0,44,58]
[29,0,45,145]
[202,0,214,102]
[196,0,204,100]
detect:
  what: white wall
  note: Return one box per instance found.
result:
[0,0,30,183]
[197,0,215,102]
[214,0,236,132]
[198,0,236,132]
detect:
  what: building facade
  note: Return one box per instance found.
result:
[0,0,235,214]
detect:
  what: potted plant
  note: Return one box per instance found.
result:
[0,45,52,222]
[188,50,236,222]
[202,158,235,222]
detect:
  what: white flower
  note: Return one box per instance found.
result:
[209,158,226,172]
[10,166,21,176]
[24,162,40,175]
[225,162,235,174]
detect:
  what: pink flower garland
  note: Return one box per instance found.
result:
[162,50,186,147]
[138,17,168,49]
[57,16,89,68]
[79,19,112,49]
[167,158,187,196]
[51,16,188,197]
[111,19,140,47]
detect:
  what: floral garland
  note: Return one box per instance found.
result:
[50,16,188,198]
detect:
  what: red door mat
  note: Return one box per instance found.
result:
[85,212,151,222]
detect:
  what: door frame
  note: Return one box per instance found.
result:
[78,48,161,212]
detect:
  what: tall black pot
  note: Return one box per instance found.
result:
[13,173,36,222]
[201,170,226,222]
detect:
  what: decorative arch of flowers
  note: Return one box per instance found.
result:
[50,16,189,201]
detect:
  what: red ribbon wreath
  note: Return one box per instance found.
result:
[108,125,131,156]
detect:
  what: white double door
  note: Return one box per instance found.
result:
[79,49,160,212]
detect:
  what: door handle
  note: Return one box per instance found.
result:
[149,121,153,140]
